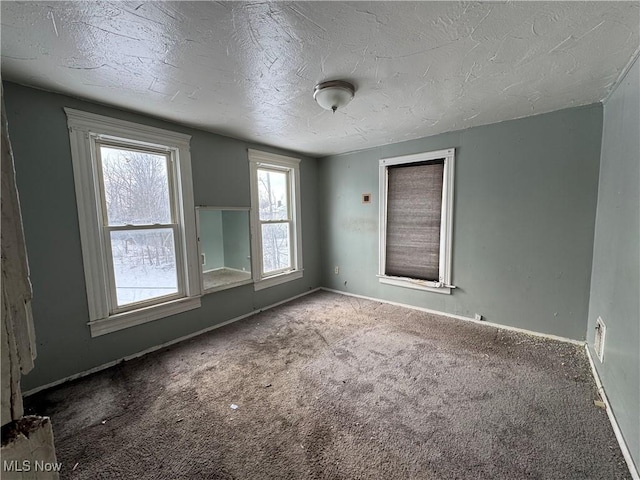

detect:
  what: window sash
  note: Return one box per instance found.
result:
[259,219,293,276]
[103,223,184,314]
[95,139,185,314]
[257,166,292,222]
[95,141,177,227]
[257,165,294,277]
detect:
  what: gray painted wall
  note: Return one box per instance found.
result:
[199,209,224,271]
[319,105,603,340]
[3,82,321,391]
[587,56,639,470]
[222,210,251,272]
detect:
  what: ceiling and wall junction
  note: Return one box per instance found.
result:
[1,1,638,156]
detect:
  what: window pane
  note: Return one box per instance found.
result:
[110,229,178,307]
[101,146,172,225]
[261,223,291,273]
[257,169,288,221]
[386,161,444,281]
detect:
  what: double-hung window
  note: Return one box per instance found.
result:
[378,148,455,294]
[66,109,201,336]
[248,149,303,290]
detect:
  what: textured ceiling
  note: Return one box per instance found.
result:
[1,1,639,157]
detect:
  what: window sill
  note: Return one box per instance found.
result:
[203,278,254,295]
[378,275,452,295]
[88,296,201,337]
[254,269,303,291]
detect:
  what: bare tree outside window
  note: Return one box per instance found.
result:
[101,147,172,225]
[100,146,178,306]
[257,169,291,273]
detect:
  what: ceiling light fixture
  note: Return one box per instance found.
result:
[313,80,355,113]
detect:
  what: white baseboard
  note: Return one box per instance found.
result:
[24,285,637,479]
[24,287,320,397]
[585,345,639,480]
[320,287,584,345]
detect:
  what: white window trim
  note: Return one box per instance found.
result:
[378,148,455,295]
[65,108,201,337]
[248,149,303,291]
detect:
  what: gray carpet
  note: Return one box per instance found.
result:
[25,291,630,479]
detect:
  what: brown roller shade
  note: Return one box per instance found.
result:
[385,160,444,281]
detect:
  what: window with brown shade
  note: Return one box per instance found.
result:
[378,149,455,294]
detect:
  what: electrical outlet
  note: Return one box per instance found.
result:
[334,266,339,275]
[201,253,206,265]
[595,316,606,362]
[474,313,483,321]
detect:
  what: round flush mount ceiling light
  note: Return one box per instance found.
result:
[313,80,355,113]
